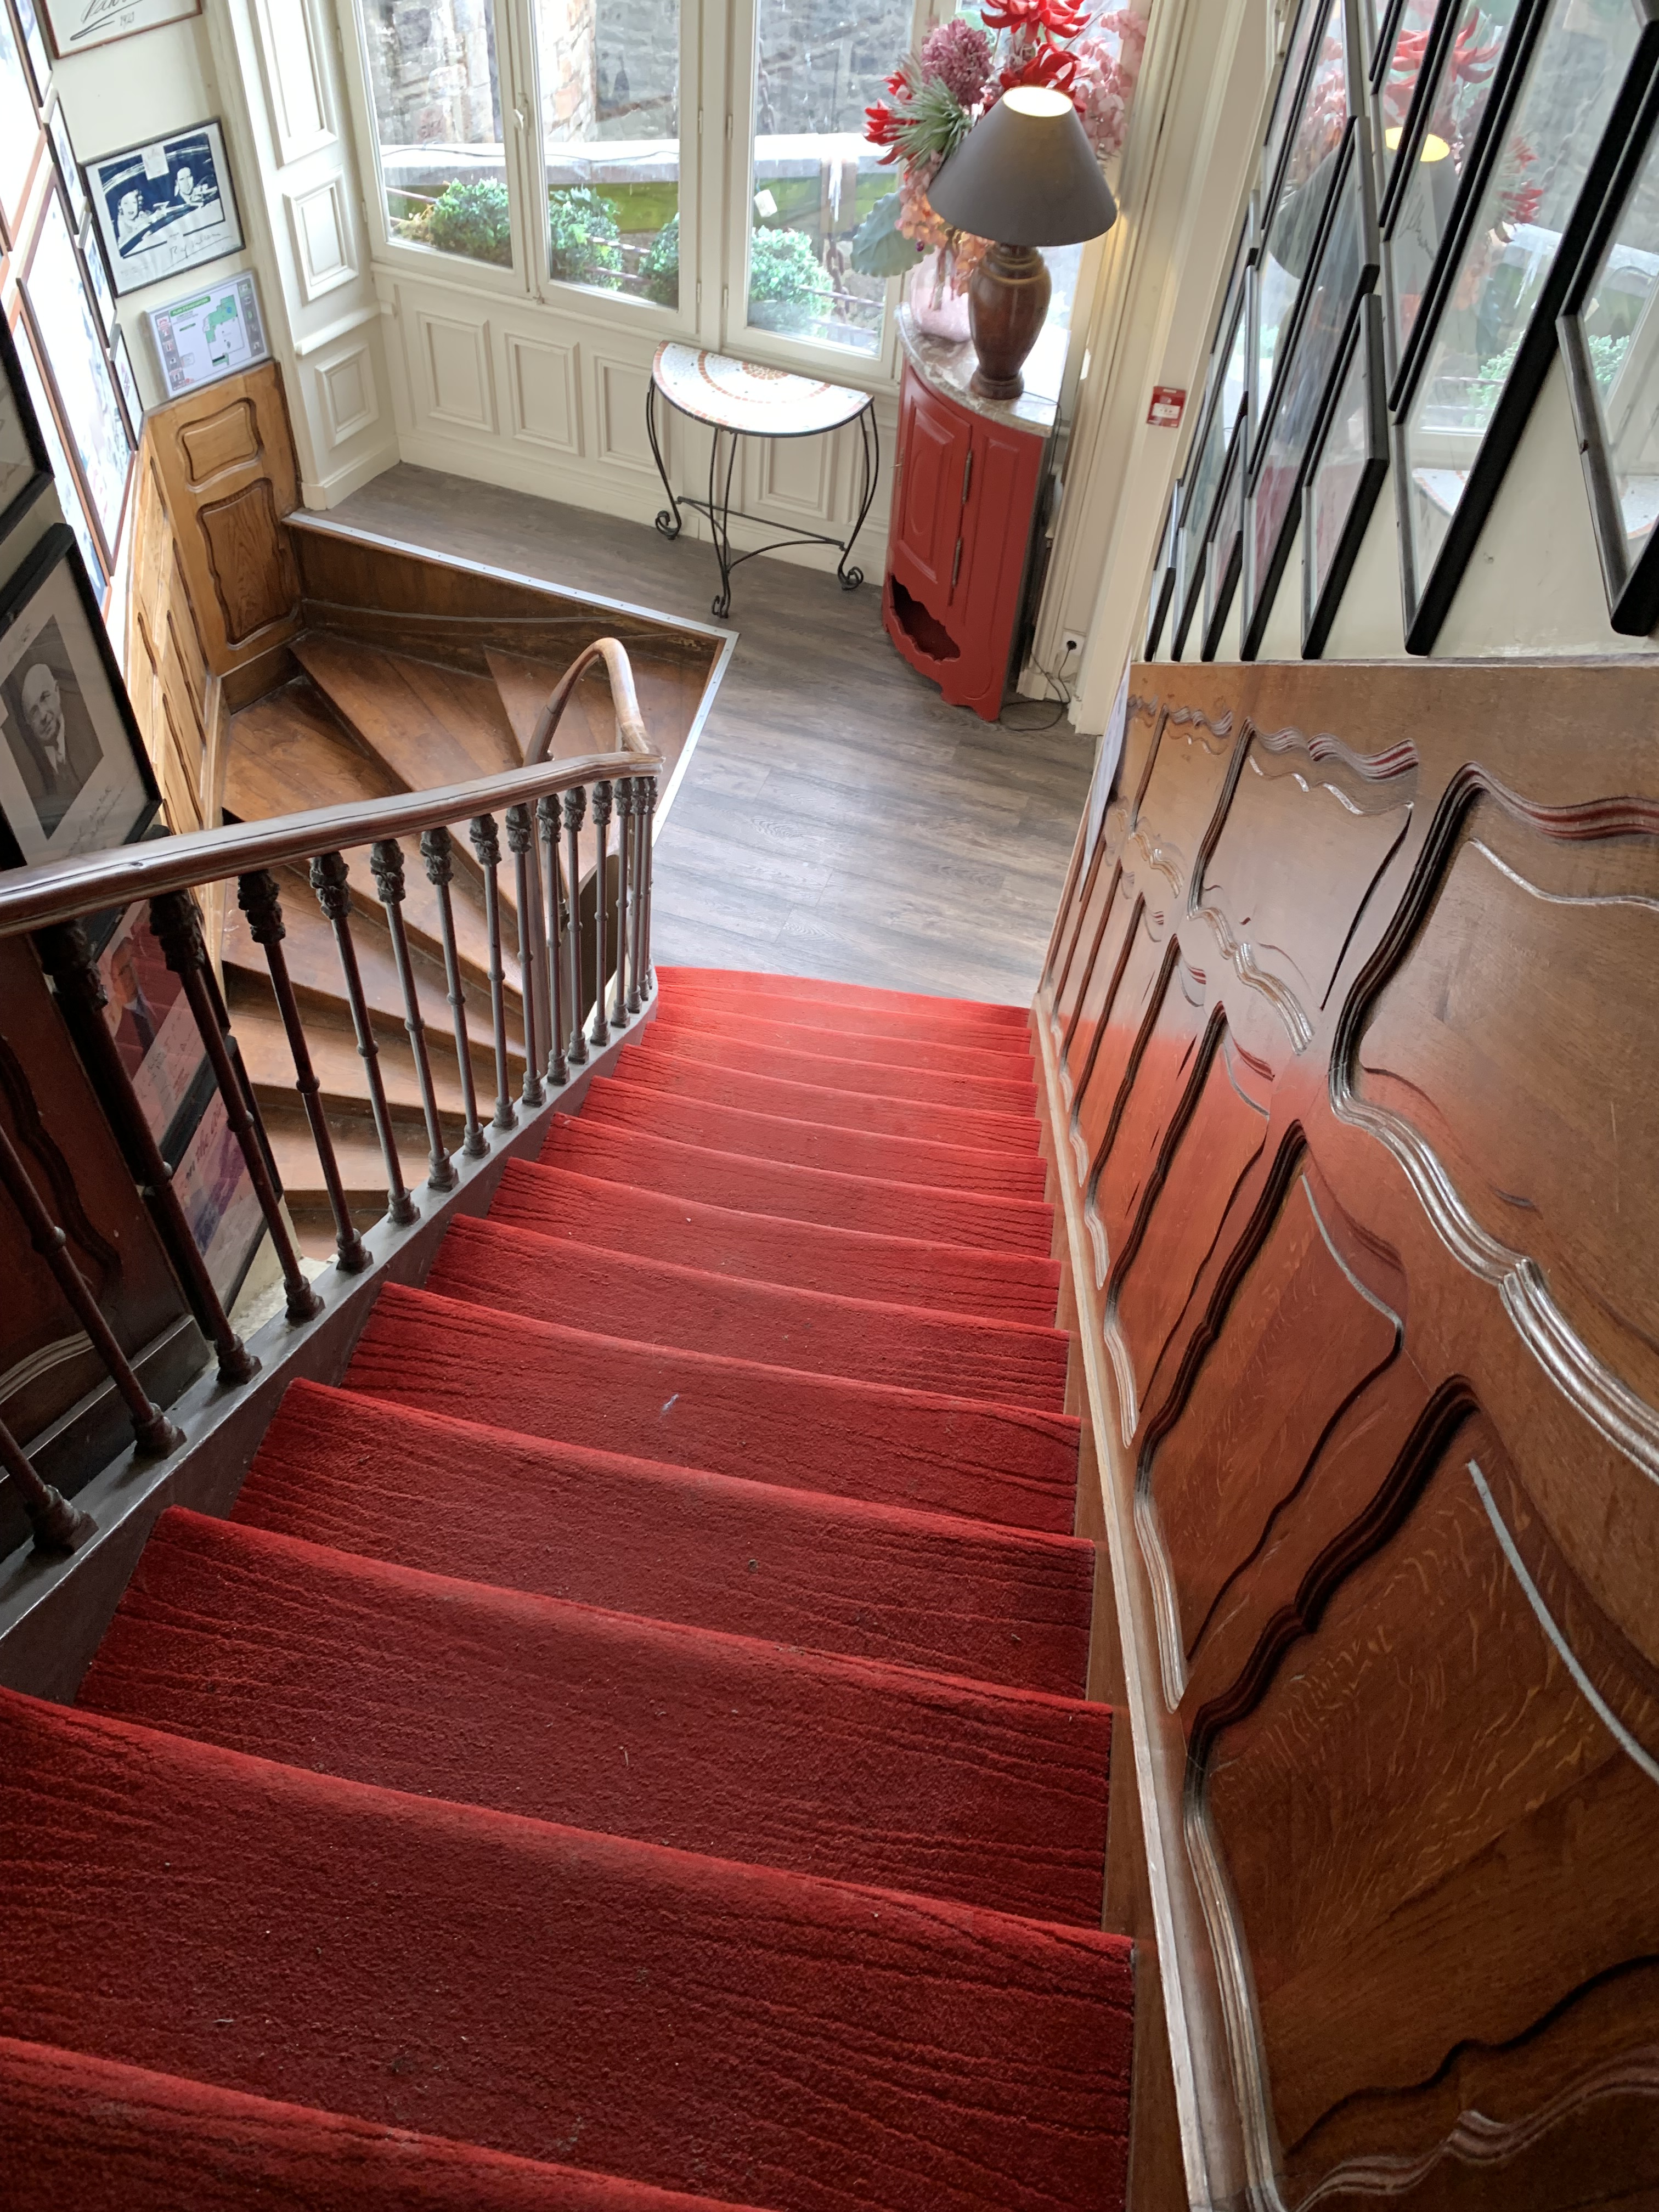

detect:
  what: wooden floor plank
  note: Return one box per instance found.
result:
[328,465,1093,1006]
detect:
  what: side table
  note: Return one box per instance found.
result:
[646,343,878,619]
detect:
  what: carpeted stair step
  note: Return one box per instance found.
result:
[0,2034,773,2212]
[650,1007,1033,1081]
[345,1285,1081,1533]
[579,1078,1047,1200]
[614,1040,1040,1155]
[659,967,1032,1042]
[634,1022,1039,1115]
[237,1384,1096,1694]
[538,1117,1054,1256]
[490,1160,1062,1327]
[428,1215,1069,1411]
[0,1691,1134,2212]
[81,1508,1111,1923]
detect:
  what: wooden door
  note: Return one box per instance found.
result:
[892,364,972,605]
[952,416,1043,714]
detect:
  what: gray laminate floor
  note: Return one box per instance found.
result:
[330,465,1095,1006]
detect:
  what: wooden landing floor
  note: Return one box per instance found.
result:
[330,465,1094,1006]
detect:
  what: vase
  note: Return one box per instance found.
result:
[907,252,972,342]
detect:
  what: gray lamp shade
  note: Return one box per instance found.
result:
[929,87,1118,248]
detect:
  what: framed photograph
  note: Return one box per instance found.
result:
[1303,294,1389,656]
[149,269,269,398]
[22,183,133,562]
[1559,70,1659,636]
[1261,0,1329,220]
[172,1088,263,1303]
[13,0,49,95]
[1202,416,1247,660]
[41,0,200,60]
[46,96,84,224]
[110,324,143,440]
[94,900,215,1155]
[87,119,241,297]
[1393,0,1659,653]
[1171,229,1252,657]
[1369,0,1441,202]
[0,523,158,867]
[1254,0,1352,453]
[1244,127,1377,658]
[1,5,40,230]
[1145,490,1178,657]
[13,322,106,594]
[0,312,54,550]
[79,209,116,338]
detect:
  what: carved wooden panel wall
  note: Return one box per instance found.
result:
[1039,663,1659,2212]
[140,364,302,684]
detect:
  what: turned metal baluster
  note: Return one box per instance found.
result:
[309,851,417,1228]
[368,839,456,1194]
[625,775,645,1018]
[238,871,369,1274]
[468,814,517,1132]
[562,785,589,1068]
[639,774,658,995]
[505,804,545,1108]
[0,1410,98,1554]
[150,891,324,1328]
[0,1115,184,1463]
[589,779,613,1051]
[34,921,257,1385]
[537,794,567,1087]
[420,828,487,1160]
[611,775,634,1031]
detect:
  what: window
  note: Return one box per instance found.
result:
[358,0,511,267]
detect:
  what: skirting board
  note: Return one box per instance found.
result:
[0,995,657,1707]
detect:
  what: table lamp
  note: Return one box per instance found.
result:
[928,87,1118,402]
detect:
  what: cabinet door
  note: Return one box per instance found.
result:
[893,366,972,602]
[954,415,1045,706]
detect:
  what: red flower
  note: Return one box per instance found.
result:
[1000,41,1080,93]
[981,0,1088,40]
[865,100,901,147]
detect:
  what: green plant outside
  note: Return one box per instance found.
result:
[403,177,513,266]
[549,185,623,284]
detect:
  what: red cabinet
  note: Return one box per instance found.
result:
[883,360,1048,722]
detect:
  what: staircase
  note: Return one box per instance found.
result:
[0,966,1132,2211]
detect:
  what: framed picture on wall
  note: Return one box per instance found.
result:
[79,208,116,338]
[0,312,54,550]
[110,325,143,440]
[40,0,200,61]
[1144,490,1178,657]
[1558,69,1659,637]
[13,0,49,95]
[148,270,269,397]
[21,179,133,562]
[1202,417,1247,660]
[46,97,84,224]
[1302,292,1388,656]
[13,320,106,592]
[86,119,242,296]
[92,900,216,1156]
[0,524,158,867]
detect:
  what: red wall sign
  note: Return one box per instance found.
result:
[1147,386,1187,428]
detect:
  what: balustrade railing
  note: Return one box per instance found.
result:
[0,641,661,1560]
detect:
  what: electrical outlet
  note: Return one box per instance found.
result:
[1061,633,1086,665]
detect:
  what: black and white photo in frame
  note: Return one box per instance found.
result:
[41,0,199,61]
[86,120,241,296]
[0,313,53,549]
[0,525,157,867]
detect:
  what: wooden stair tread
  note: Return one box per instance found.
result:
[225,682,400,823]
[294,636,519,791]
[487,647,612,761]
[233,1002,506,1124]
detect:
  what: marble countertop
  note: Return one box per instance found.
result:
[896,306,1059,438]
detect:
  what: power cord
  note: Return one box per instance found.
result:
[998,650,1075,733]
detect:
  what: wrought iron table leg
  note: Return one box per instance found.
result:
[647,381,682,540]
[708,424,740,620]
[838,403,878,592]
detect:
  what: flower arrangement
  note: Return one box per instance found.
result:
[852,1,1148,298]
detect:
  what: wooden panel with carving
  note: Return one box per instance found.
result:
[1037,661,1659,2212]
[140,364,302,680]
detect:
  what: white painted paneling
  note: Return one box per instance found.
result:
[252,0,335,164]
[592,351,661,477]
[416,308,496,433]
[504,330,581,456]
[315,341,379,447]
[287,174,355,302]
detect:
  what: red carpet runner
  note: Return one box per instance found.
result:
[0,966,1133,2211]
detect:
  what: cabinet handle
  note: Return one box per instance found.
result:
[961,449,972,505]
[951,537,962,589]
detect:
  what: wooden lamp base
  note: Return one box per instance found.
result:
[967,243,1052,402]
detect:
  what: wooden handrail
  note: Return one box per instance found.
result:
[0,746,661,940]
[526,638,651,762]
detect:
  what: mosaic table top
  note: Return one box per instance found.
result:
[652,343,872,437]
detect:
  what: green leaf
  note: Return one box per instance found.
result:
[849,193,916,279]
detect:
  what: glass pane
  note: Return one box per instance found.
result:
[1402,0,1638,586]
[23,193,132,556]
[1577,122,1659,575]
[1251,157,1363,607]
[359,0,510,264]
[15,325,105,595]
[1386,0,1521,358]
[1257,0,1347,424]
[1308,322,1369,603]
[1375,0,1438,188]
[537,0,680,302]
[1263,0,1324,203]
[745,0,912,355]
[0,5,38,227]
[1176,303,1249,622]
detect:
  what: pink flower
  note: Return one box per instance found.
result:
[919,18,993,106]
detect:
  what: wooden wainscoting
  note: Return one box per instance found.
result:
[1036,662,1659,2212]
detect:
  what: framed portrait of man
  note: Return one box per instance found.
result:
[0,523,158,868]
[85,120,242,297]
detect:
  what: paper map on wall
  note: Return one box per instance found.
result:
[148,272,269,398]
